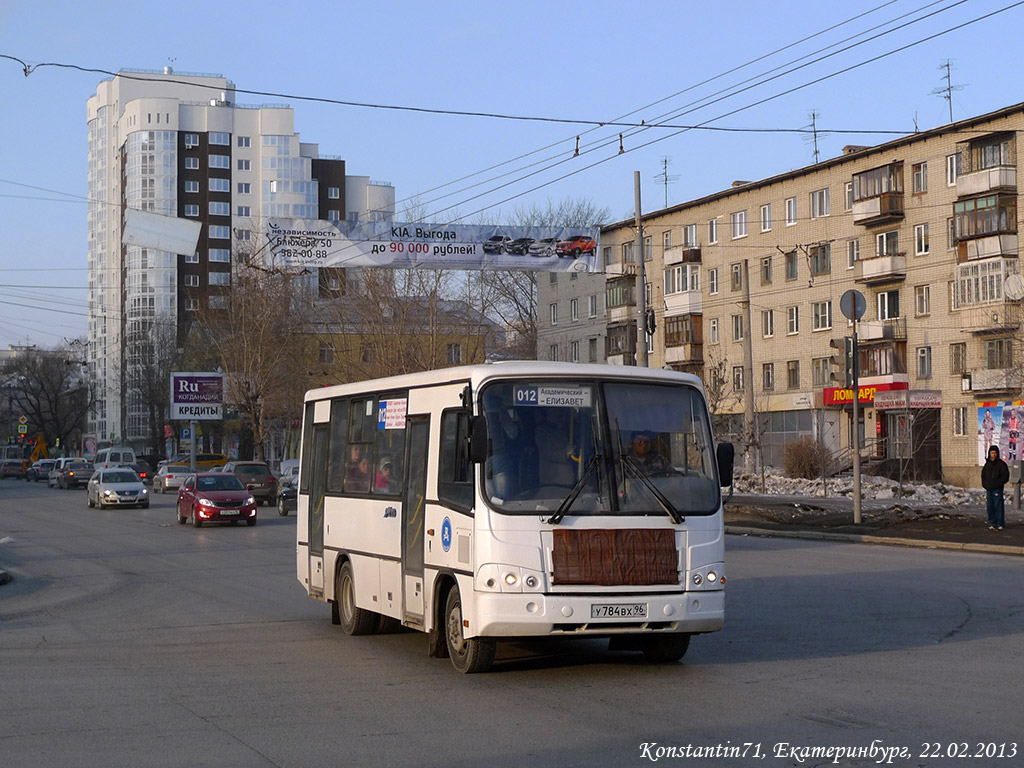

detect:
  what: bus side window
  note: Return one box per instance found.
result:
[299,402,315,494]
[326,399,349,493]
[439,410,473,512]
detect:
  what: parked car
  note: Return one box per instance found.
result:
[507,237,534,256]
[221,461,277,505]
[154,464,190,494]
[276,459,299,487]
[87,468,149,509]
[176,473,257,527]
[129,462,152,484]
[94,446,137,469]
[555,234,597,258]
[277,476,297,517]
[48,457,85,488]
[482,234,513,254]
[26,459,56,482]
[528,237,558,257]
[58,461,94,489]
[1,459,27,480]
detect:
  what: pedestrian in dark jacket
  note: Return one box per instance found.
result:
[981,445,1009,530]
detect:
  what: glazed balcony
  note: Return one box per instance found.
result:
[664,289,702,315]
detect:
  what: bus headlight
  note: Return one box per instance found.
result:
[477,564,546,593]
[688,563,726,591]
[503,572,519,587]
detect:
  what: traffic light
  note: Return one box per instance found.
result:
[829,336,855,387]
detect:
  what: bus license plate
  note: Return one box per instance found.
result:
[591,603,648,619]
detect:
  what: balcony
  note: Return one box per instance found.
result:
[852,191,904,226]
[664,343,703,365]
[969,367,1022,393]
[957,233,1018,261]
[858,317,906,341]
[664,289,702,315]
[605,260,638,277]
[960,302,1020,334]
[856,252,906,285]
[663,245,701,265]
[956,166,1016,197]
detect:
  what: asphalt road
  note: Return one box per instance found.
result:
[1,480,1021,768]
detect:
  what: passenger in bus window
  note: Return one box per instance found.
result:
[375,457,392,492]
[344,446,371,492]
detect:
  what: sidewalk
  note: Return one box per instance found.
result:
[726,490,1024,555]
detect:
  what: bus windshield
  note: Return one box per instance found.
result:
[480,380,719,517]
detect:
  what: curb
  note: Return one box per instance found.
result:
[726,525,1024,556]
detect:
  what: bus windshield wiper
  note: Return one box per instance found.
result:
[546,454,602,525]
[620,456,684,524]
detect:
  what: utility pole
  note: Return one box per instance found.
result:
[741,260,756,473]
[851,315,862,524]
[634,171,648,367]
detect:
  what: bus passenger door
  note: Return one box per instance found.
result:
[308,426,329,596]
[402,417,429,622]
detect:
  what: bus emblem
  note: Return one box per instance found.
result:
[441,517,452,552]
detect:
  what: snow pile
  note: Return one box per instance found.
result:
[733,470,983,505]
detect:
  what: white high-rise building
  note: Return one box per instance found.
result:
[86,68,394,450]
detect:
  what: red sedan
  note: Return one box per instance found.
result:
[176,472,258,528]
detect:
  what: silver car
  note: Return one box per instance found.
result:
[87,468,150,509]
[154,464,191,494]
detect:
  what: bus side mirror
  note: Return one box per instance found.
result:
[469,415,488,464]
[716,443,735,488]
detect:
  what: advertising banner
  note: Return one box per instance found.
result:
[170,372,225,420]
[873,389,942,410]
[265,219,600,273]
[978,401,1024,466]
[822,381,908,407]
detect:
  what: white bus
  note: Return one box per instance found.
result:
[296,362,734,673]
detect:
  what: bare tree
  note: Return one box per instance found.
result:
[123,317,180,457]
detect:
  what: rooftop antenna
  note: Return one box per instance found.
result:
[931,60,966,123]
[653,157,679,208]
[802,111,829,163]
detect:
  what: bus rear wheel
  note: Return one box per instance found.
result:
[641,633,691,663]
[338,562,377,636]
[445,588,495,674]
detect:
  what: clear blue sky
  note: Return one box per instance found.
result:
[2,0,1023,349]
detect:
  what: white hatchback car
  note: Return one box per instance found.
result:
[87,468,150,509]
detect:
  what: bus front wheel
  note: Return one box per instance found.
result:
[445,588,495,674]
[641,633,691,663]
[338,562,377,636]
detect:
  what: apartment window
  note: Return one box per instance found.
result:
[812,357,830,386]
[184,157,199,170]
[447,343,462,365]
[237,159,251,172]
[914,223,930,255]
[665,316,699,346]
[237,182,251,194]
[237,206,251,217]
[184,181,199,194]
[622,242,634,264]
[209,132,230,145]
[570,298,579,322]
[210,178,230,193]
[209,225,231,239]
[844,181,854,211]
[912,161,928,193]
[588,294,598,317]
[708,268,719,294]
[184,133,199,148]
[602,247,613,269]
[209,154,230,169]
[549,344,559,362]
[184,204,199,217]
[549,303,558,325]
[950,342,967,375]
[946,152,961,186]
[328,187,340,199]
[209,248,230,263]
[877,289,900,320]
[209,201,230,216]
[985,338,1012,369]
[588,338,598,363]
[762,363,775,391]
[328,210,341,222]
[570,341,580,363]
[209,296,227,309]
[730,263,745,291]
[184,274,199,287]
[731,314,744,341]
[762,309,774,338]
[684,223,698,247]
[732,366,745,392]
[318,343,335,366]
[947,217,956,250]
[785,250,798,280]
[917,346,932,379]
[708,218,719,244]
[760,203,772,232]
[787,306,799,335]
[644,235,653,261]
[665,265,699,294]
[915,284,931,316]
[709,318,720,344]
[787,360,800,390]
[209,272,230,286]
[731,210,747,239]
[847,239,860,269]
[952,406,968,437]
[969,136,1012,171]
[876,230,899,257]
[812,301,831,331]
[237,136,251,148]
[810,188,830,218]
[237,229,251,241]
[809,243,831,276]
[785,196,797,225]
[184,298,198,311]
[761,256,772,284]
[185,252,199,264]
